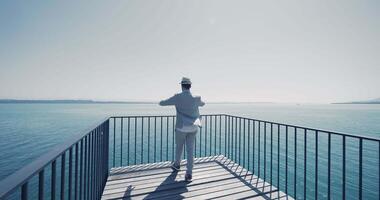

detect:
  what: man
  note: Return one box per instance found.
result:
[159,77,205,181]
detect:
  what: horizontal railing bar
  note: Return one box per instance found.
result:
[224,114,380,141]
[110,114,226,118]
[112,114,379,141]
[0,117,110,198]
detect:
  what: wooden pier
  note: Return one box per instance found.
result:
[102,156,291,199]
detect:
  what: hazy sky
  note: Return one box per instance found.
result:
[0,0,379,103]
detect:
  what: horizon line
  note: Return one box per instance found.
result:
[0,98,277,104]
[1,98,377,105]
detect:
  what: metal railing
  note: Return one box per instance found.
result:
[0,118,110,200]
[110,114,380,200]
[1,114,379,199]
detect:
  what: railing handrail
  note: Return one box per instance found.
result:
[224,114,380,142]
[1,113,378,198]
[109,113,380,199]
[110,114,226,118]
[111,114,379,142]
[0,116,110,198]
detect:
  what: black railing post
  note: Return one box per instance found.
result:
[315,131,319,200]
[172,117,175,160]
[199,117,202,157]
[21,182,28,200]
[232,116,234,160]
[38,170,44,200]
[294,128,297,198]
[142,117,145,164]
[93,129,97,199]
[238,118,242,164]
[248,120,250,170]
[230,116,232,159]
[224,115,227,156]
[270,123,273,197]
[210,115,213,156]
[243,119,246,169]
[154,117,157,163]
[148,117,150,163]
[135,117,138,164]
[127,117,131,166]
[160,117,163,161]
[285,125,288,194]
[205,116,208,157]
[100,125,104,197]
[277,124,280,198]
[359,138,363,200]
[61,153,65,200]
[93,129,97,198]
[90,132,94,200]
[342,136,346,200]
[264,122,267,181]
[258,121,261,177]
[166,116,169,161]
[327,133,331,200]
[215,115,217,156]
[195,118,198,157]
[69,147,73,200]
[231,116,233,159]
[75,143,78,200]
[92,130,96,199]
[253,120,256,174]
[219,115,222,155]
[113,118,116,167]
[99,126,103,198]
[120,118,123,166]
[52,160,56,200]
[80,140,83,200]
[105,120,110,181]
[94,128,99,198]
[234,117,237,161]
[86,134,90,200]
[127,117,130,166]
[96,128,100,198]
[303,129,307,200]
[227,116,230,158]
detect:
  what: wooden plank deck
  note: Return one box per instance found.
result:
[102,155,292,200]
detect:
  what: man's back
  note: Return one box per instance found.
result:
[159,90,205,128]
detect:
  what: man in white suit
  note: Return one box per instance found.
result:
[159,77,205,181]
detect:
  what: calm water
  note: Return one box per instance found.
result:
[0,103,379,199]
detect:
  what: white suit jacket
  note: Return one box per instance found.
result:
[159,90,205,129]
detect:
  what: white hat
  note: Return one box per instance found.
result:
[180,77,192,85]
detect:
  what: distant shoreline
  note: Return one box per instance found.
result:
[0,99,276,104]
[332,98,380,104]
[0,99,156,104]
[332,102,380,104]
[3,99,380,105]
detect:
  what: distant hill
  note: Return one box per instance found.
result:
[332,98,380,104]
[0,99,156,104]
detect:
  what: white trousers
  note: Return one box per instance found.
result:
[174,130,197,175]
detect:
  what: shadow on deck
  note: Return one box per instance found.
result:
[102,155,292,200]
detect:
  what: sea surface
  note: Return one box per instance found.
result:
[0,103,379,199]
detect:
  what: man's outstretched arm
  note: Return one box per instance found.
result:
[159,95,177,106]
